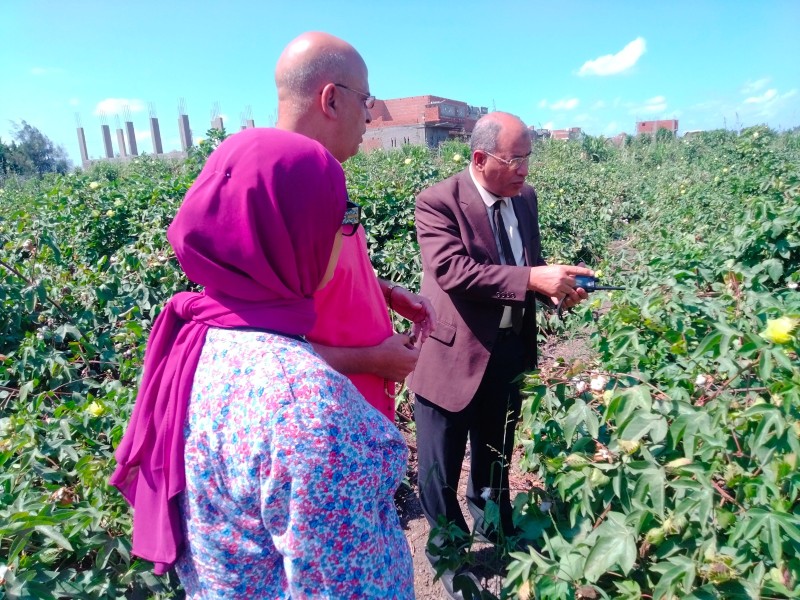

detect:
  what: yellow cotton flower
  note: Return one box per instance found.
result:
[404,157,412,165]
[452,154,463,163]
[760,317,799,344]
[89,181,100,190]
[86,401,105,417]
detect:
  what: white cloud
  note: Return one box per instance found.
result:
[541,121,554,130]
[69,98,80,107]
[134,129,151,141]
[741,78,770,94]
[740,88,797,120]
[744,88,777,104]
[592,100,607,110]
[604,121,619,134]
[629,95,668,115]
[573,113,590,123]
[541,98,580,111]
[579,37,646,76]
[94,98,146,116]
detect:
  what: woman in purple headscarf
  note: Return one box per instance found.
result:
[110,128,414,599]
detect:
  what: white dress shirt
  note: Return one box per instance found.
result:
[469,165,526,328]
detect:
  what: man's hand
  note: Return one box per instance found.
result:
[551,287,590,310]
[528,264,594,305]
[385,285,436,343]
[370,333,420,382]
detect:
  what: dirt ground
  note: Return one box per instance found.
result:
[395,326,594,599]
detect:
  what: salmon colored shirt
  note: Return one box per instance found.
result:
[309,228,396,421]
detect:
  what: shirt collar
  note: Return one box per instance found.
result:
[469,164,509,209]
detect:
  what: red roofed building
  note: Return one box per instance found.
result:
[362,95,488,151]
[636,119,679,136]
[536,127,583,141]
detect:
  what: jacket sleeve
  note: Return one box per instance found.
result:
[415,183,530,304]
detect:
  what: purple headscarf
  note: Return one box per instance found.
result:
[109,128,348,574]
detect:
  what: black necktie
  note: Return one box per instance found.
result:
[492,201,516,267]
[493,201,523,333]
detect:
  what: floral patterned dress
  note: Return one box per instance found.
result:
[175,328,414,599]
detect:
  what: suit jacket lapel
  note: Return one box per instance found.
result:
[458,171,502,264]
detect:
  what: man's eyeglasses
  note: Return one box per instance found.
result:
[342,201,361,237]
[484,151,531,170]
[335,83,376,109]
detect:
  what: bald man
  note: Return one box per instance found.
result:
[409,112,592,596]
[275,33,435,423]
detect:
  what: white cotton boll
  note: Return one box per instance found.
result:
[481,487,493,501]
[574,380,587,393]
[695,374,708,387]
[539,501,552,512]
[590,375,608,392]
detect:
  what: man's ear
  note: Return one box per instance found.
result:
[472,150,486,170]
[319,83,338,119]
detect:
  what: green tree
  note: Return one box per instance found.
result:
[0,136,10,177]
[4,120,71,179]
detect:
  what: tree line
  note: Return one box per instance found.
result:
[0,121,71,181]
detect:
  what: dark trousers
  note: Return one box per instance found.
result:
[415,330,525,545]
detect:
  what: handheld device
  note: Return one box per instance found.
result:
[574,275,625,292]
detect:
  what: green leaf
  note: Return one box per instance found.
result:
[582,512,637,582]
[618,411,654,441]
[34,525,74,551]
[633,467,666,518]
[692,331,723,358]
[563,399,599,442]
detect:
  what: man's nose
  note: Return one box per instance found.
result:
[365,108,372,124]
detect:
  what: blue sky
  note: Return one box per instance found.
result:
[2,0,798,167]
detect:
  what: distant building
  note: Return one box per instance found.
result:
[610,132,628,147]
[636,119,679,136]
[362,95,488,151]
[529,127,551,141]
[539,127,584,141]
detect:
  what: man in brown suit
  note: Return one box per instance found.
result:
[409,111,592,596]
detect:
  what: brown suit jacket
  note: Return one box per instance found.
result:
[407,168,547,412]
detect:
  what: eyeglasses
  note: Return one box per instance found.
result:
[334,83,376,109]
[484,151,531,170]
[342,201,361,237]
